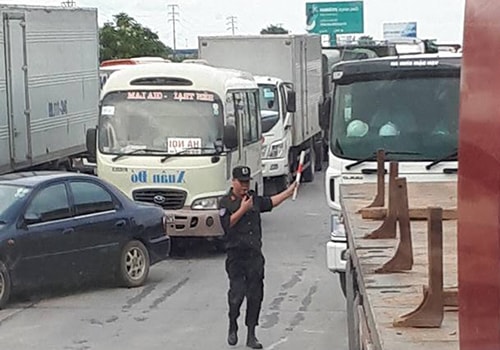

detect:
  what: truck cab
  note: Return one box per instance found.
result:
[325,53,461,295]
[256,76,297,193]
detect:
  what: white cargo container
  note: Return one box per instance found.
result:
[0,5,99,174]
[198,35,325,190]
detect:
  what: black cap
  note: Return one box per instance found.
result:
[232,165,252,181]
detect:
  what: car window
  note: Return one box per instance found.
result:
[70,181,116,216]
[25,183,71,223]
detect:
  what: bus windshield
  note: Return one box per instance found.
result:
[98,90,224,155]
[331,76,460,161]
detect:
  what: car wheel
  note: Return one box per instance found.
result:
[119,240,150,288]
[0,261,12,309]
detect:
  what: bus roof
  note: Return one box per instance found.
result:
[101,62,258,96]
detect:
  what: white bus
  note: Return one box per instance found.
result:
[86,63,263,244]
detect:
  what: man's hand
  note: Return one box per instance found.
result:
[240,195,254,213]
[285,181,298,198]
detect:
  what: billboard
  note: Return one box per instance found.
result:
[383,22,418,39]
[306,1,364,36]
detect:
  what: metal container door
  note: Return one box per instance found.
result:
[4,13,31,166]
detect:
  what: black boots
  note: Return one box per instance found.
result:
[227,321,238,346]
[246,326,263,349]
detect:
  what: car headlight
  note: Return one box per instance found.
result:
[191,196,221,210]
[267,141,285,159]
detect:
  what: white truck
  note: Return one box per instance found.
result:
[0,5,100,175]
[325,53,461,295]
[198,35,325,193]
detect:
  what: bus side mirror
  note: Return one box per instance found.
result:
[223,125,238,150]
[86,128,97,162]
[286,90,296,113]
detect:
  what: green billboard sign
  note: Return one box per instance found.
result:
[306,1,364,36]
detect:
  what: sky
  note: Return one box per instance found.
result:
[1,0,466,49]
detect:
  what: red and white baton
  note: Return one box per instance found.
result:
[292,150,306,201]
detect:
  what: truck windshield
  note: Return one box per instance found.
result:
[98,90,224,155]
[331,76,460,161]
[259,84,280,133]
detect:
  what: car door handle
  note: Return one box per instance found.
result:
[62,228,75,235]
[115,220,127,228]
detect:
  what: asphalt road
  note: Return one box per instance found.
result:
[0,170,347,350]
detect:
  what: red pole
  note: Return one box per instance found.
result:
[458,1,500,349]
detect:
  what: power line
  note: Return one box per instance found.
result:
[168,4,179,58]
[226,16,237,35]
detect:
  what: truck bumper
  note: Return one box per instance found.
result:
[327,240,347,273]
[164,207,224,238]
[262,157,288,178]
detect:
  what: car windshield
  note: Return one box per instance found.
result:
[331,76,460,160]
[259,84,280,133]
[98,90,224,155]
[0,184,31,224]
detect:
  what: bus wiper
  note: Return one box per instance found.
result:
[161,147,217,163]
[345,151,421,170]
[425,150,458,170]
[112,148,168,162]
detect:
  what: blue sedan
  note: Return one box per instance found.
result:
[0,172,171,308]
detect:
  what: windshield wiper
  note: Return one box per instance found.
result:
[161,147,218,163]
[112,148,168,162]
[425,149,458,170]
[345,151,421,170]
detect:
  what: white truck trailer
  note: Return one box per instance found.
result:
[198,35,325,193]
[0,5,100,174]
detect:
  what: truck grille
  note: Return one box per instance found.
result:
[132,189,187,210]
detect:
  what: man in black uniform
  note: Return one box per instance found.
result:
[219,165,297,349]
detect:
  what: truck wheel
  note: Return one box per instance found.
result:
[0,261,11,309]
[339,272,347,298]
[314,141,323,172]
[275,174,291,193]
[119,240,150,288]
[302,143,315,183]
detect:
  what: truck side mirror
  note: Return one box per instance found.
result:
[286,90,296,113]
[86,128,97,162]
[223,125,238,150]
[319,96,331,130]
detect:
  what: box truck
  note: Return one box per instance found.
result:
[0,5,100,174]
[198,35,325,193]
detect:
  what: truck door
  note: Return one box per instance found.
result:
[3,12,31,166]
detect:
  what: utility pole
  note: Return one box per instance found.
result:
[226,16,238,35]
[168,4,179,60]
[61,0,76,7]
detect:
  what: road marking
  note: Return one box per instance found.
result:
[266,337,288,350]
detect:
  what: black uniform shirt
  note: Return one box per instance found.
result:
[219,189,273,252]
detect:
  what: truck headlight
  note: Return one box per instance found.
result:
[330,214,346,241]
[268,141,285,159]
[191,196,221,210]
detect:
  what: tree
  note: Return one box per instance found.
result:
[357,35,376,45]
[99,13,172,61]
[260,24,289,35]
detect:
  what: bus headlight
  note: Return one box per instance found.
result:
[191,196,221,210]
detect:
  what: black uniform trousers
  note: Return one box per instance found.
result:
[225,248,265,327]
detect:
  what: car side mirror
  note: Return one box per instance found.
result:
[223,125,238,150]
[86,128,97,163]
[286,90,296,113]
[24,213,41,226]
